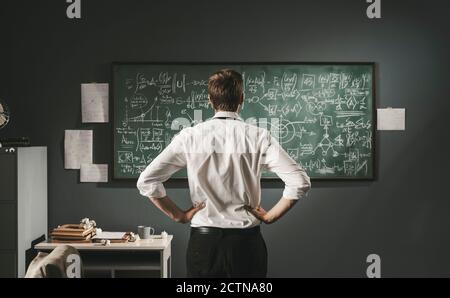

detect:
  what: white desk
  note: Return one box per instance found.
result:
[35,236,172,278]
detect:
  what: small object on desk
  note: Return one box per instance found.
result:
[161,231,168,239]
[137,225,155,239]
[92,231,132,243]
[94,231,126,240]
[80,218,96,229]
[128,232,137,242]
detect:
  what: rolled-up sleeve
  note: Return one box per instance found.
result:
[261,134,311,200]
[136,133,187,198]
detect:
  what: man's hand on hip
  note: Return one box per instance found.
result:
[245,198,298,225]
[149,196,205,224]
[179,202,206,224]
[245,205,273,224]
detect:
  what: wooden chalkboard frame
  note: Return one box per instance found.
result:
[112,62,376,181]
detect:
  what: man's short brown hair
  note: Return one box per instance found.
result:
[208,69,243,112]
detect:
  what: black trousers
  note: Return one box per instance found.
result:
[186,226,267,278]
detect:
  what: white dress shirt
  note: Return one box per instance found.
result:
[137,111,311,228]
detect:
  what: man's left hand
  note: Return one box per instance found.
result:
[245,205,273,224]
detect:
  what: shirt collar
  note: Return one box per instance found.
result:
[212,111,242,120]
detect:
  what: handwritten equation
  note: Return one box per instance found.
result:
[113,64,374,179]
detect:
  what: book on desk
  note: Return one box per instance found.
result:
[50,222,133,243]
[50,224,96,243]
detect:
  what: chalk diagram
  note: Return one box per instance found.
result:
[244,70,373,177]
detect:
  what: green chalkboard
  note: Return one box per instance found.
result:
[113,63,375,180]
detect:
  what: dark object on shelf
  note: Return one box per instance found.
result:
[0,137,30,147]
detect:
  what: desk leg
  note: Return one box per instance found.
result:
[161,245,171,278]
[160,251,166,278]
[168,256,171,278]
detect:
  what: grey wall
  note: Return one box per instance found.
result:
[1,0,450,277]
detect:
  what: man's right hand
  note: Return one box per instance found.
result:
[179,202,206,223]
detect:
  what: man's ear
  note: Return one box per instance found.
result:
[208,95,215,110]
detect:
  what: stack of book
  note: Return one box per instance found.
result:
[50,224,96,243]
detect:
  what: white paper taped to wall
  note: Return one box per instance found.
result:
[81,83,109,123]
[377,108,406,131]
[80,164,108,183]
[64,130,93,169]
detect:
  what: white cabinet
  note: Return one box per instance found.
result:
[0,147,47,277]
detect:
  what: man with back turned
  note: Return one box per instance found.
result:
[137,69,311,277]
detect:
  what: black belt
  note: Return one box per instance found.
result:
[213,117,239,120]
[191,225,260,235]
